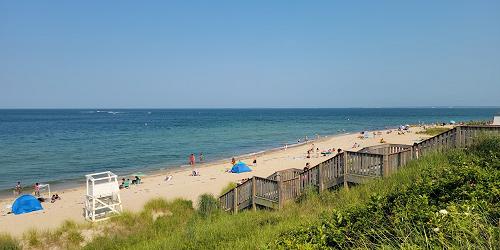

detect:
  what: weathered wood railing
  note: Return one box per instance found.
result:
[267,168,302,181]
[219,125,500,212]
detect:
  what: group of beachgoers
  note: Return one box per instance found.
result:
[119,176,142,189]
[13,181,62,203]
[187,153,205,176]
[188,152,204,166]
[13,181,40,197]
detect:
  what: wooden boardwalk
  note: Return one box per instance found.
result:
[219,125,500,213]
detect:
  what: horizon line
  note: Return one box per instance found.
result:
[0,106,499,110]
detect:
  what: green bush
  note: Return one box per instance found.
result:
[198,193,220,218]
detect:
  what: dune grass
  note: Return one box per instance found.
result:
[0,234,21,250]
[2,136,499,249]
[416,127,451,136]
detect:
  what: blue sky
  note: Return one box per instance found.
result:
[1,1,499,108]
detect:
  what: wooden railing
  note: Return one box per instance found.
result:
[360,144,412,155]
[219,125,500,212]
[267,168,302,181]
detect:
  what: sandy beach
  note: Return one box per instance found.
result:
[0,127,433,236]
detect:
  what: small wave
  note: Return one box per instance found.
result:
[95,111,125,115]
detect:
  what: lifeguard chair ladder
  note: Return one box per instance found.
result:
[84,171,122,222]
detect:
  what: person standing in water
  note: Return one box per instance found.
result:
[199,152,204,163]
[189,153,196,165]
[14,181,22,196]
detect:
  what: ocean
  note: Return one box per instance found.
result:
[0,108,497,193]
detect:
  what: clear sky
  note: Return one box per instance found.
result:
[1,1,499,108]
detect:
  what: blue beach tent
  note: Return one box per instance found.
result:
[12,195,43,215]
[231,161,252,173]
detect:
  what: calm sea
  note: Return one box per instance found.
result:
[0,108,497,193]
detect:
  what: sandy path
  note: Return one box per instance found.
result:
[0,127,431,236]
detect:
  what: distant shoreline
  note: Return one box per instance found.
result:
[0,130,348,200]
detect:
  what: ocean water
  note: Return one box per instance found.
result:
[0,108,497,193]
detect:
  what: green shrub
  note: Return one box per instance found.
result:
[198,193,220,218]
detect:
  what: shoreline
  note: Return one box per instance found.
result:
[0,125,433,236]
[0,130,350,200]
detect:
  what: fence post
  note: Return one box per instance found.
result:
[233,187,238,214]
[382,154,389,178]
[252,177,256,211]
[455,126,462,148]
[343,152,349,190]
[318,162,325,192]
[278,180,284,209]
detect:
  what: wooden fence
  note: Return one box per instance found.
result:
[219,125,500,213]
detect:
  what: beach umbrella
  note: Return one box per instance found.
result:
[131,172,146,177]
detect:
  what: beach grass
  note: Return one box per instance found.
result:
[0,234,21,250]
[219,182,237,196]
[3,135,499,249]
[416,127,451,136]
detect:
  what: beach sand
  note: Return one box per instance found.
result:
[0,127,434,236]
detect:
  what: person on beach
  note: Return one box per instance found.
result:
[190,170,200,176]
[253,157,257,167]
[14,181,22,196]
[34,183,40,197]
[337,148,343,154]
[132,176,141,185]
[302,163,311,186]
[199,152,204,163]
[51,194,61,203]
[231,157,236,165]
[165,175,173,182]
[189,153,196,165]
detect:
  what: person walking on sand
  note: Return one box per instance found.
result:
[189,153,196,166]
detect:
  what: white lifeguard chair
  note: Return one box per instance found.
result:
[493,116,500,125]
[84,171,122,222]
